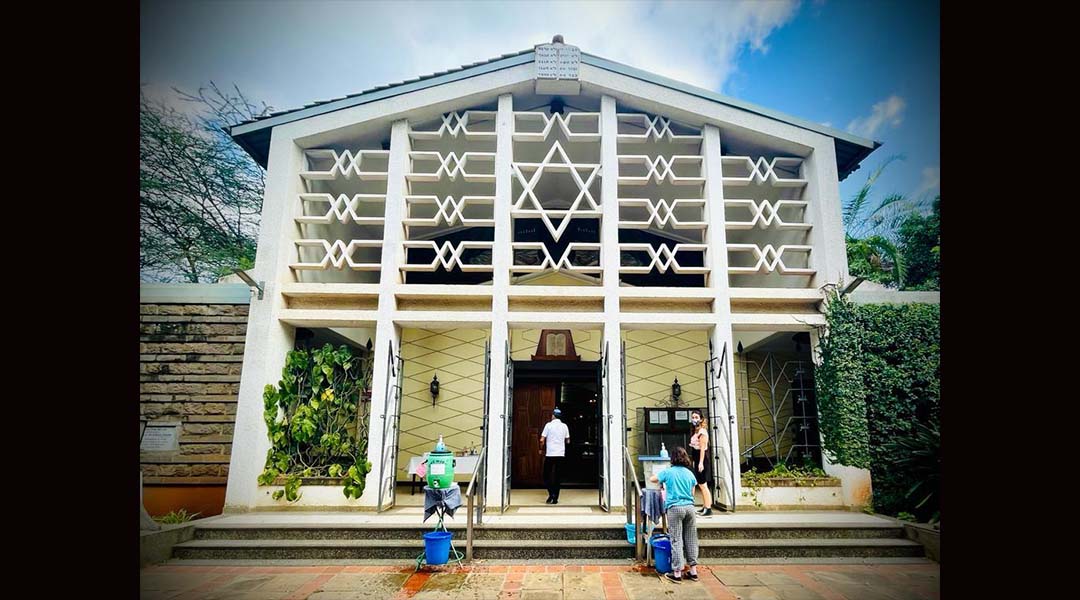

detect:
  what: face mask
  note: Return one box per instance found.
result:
[691,417,701,425]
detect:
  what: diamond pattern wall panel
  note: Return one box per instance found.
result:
[622,330,709,459]
[397,328,489,481]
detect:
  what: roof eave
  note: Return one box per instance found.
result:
[230,48,881,174]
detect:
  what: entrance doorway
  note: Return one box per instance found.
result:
[510,361,601,491]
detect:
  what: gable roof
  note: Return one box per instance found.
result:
[229,48,880,180]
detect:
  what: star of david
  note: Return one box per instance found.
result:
[511,140,602,241]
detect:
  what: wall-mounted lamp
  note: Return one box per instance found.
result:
[232,269,264,300]
[671,377,682,405]
[430,374,440,406]
[736,341,744,354]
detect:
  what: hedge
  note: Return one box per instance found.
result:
[816,292,940,517]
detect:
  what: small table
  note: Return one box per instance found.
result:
[407,454,481,494]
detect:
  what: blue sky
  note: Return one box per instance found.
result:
[141,0,939,211]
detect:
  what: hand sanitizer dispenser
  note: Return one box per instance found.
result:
[426,435,455,489]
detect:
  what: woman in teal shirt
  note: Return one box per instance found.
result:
[648,446,700,582]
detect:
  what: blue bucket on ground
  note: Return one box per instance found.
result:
[650,534,672,573]
[624,522,636,544]
[423,531,453,565]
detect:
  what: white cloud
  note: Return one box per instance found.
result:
[376,1,801,92]
[846,95,907,139]
[913,166,940,198]
[142,0,802,114]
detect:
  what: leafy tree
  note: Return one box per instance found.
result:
[140,83,271,282]
[897,196,940,290]
[843,156,938,289]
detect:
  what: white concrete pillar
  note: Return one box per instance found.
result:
[809,328,872,508]
[804,139,849,288]
[600,95,625,506]
[702,124,741,509]
[359,118,411,507]
[484,94,514,504]
[224,128,303,512]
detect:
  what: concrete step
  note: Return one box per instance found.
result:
[191,523,904,541]
[192,525,625,541]
[173,538,634,560]
[694,525,905,540]
[173,536,921,561]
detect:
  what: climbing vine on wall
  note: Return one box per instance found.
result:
[257,344,374,501]
[816,290,941,518]
[815,292,873,469]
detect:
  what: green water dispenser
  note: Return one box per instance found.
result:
[426,435,455,490]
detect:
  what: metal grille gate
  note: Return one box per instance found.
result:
[705,341,737,511]
[377,341,404,512]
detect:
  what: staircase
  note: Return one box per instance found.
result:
[170,510,924,562]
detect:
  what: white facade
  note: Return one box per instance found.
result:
[223,40,880,514]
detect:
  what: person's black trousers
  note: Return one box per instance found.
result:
[543,455,565,500]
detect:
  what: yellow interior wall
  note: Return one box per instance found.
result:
[510,329,601,361]
[516,272,601,286]
[397,328,489,481]
[622,330,709,459]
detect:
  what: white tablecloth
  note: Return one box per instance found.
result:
[407,453,481,479]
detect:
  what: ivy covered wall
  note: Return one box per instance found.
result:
[816,293,940,517]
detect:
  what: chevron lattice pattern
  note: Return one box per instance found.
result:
[292,145,391,279]
[615,112,708,283]
[403,111,497,274]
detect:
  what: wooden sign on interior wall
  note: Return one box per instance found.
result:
[532,329,580,361]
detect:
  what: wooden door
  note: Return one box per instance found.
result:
[511,382,556,486]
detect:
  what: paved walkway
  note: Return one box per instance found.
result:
[141,562,940,599]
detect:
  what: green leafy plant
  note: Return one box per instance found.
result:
[842,156,940,290]
[742,462,831,489]
[155,509,201,524]
[816,290,940,520]
[883,420,940,523]
[259,343,374,501]
[896,512,917,522]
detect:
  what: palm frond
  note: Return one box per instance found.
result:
[843,155,904,231]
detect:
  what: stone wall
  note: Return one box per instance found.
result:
[139,297,249,516]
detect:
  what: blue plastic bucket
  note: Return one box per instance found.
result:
[624,522,636,544]
[423,531,453,565]
[651,535,672,573]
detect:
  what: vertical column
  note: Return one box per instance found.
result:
[701,124,741,508]
[224,128,303,511]
[484,94,514,503]
[359,119,411,506]
[810,328,872,509]
[803,139,849,288]
[600,95,625,501]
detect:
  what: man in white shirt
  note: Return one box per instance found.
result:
[539,408,570,504]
